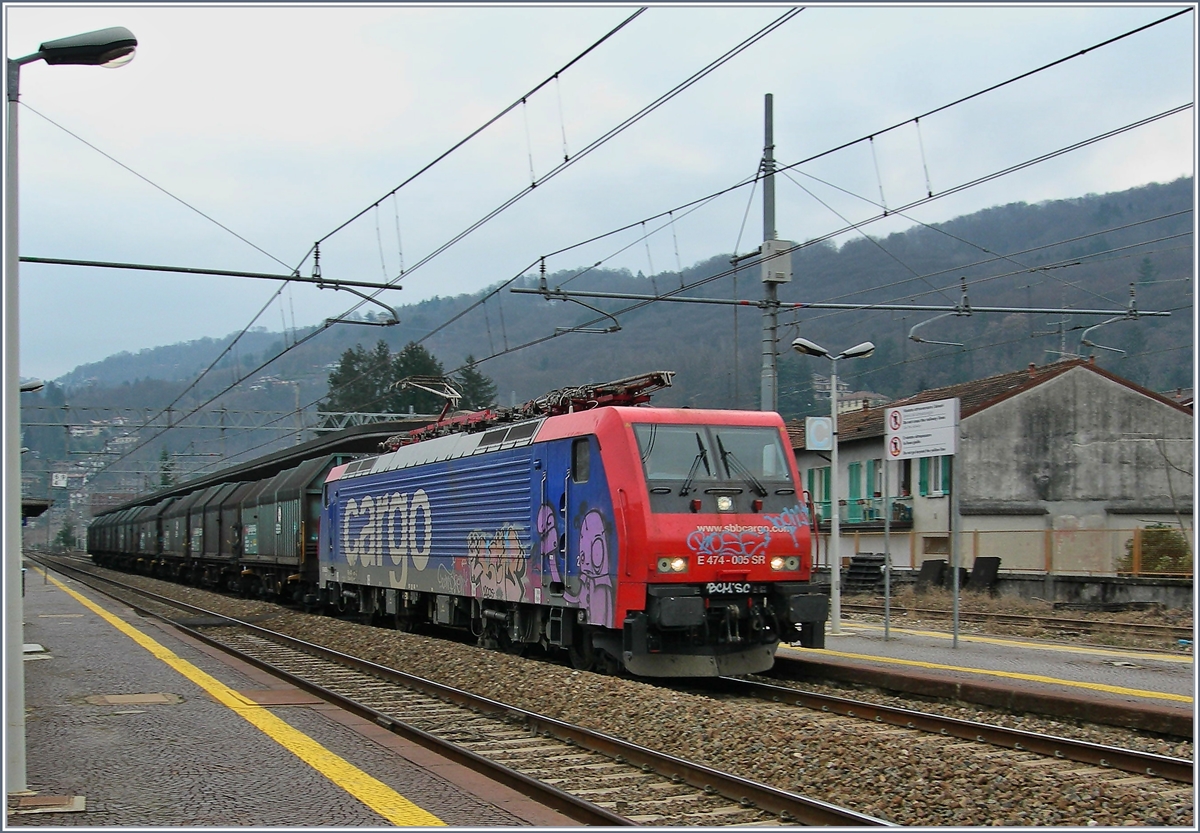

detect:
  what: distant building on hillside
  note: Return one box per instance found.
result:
[90,492,137,517]
[836,391,890,414]
[811,373,849,400]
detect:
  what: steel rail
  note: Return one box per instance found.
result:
[706,676,1193,784]
[38,555,892,827]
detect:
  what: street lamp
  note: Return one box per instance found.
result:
[6,25,137,796]
[791,337,874,635]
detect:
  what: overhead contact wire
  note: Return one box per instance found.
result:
[296,7,649,268]
[327,7,805,326]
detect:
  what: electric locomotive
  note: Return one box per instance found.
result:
[87,371,829,677]
[320,372,828,676]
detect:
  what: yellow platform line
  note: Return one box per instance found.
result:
[848,622,1194,664]
[38,569,445,827]
[805,646,1193,704]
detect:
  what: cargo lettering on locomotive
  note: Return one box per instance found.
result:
[341,489,433,569]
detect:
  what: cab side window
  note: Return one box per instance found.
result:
[572,438,590,483]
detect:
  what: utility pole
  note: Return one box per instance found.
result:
[758,93,793,413]
[760,93,778,412]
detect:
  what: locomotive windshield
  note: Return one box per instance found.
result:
[634,424,794,489]
[712,426,792,481]
[635,425,715,481]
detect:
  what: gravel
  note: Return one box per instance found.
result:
[82,569,1195,827]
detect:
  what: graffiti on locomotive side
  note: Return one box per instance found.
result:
[341,489,432,568]
[563,505,614,627]
[762,504,808,547]
[687,504,808,563]
[466,524,529,601]
[436,563,467,596]
[536,502,563,583]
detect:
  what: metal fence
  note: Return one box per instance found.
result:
[811,496,914,526]
[817,525,1194,577]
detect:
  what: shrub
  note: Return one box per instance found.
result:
[1120,524,1192,574]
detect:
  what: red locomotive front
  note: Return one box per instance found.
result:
[541,406,828,676]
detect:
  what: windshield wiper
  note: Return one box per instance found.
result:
[716,436,768,497]
[679,434,711,496]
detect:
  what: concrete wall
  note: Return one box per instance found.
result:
[817,568,1193,610]
[962,367,1193,511]
[994,573,1194,611]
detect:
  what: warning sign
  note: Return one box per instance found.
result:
[885,398,959,460]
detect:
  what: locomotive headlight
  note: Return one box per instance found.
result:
[771,556,802,571]
[657,556,689,573]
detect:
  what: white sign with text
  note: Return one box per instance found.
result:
[885,397,959,460]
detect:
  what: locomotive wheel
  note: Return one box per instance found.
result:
[596,650,621,675]
[494,629,527,657]
[393,614,415,632]
[567,638,594,671]
[567,626,597,671]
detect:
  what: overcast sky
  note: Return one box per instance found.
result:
[6,2,1195,382]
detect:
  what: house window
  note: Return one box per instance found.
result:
[868,458,882,496]
[918,455,953,497]
[806,466,831,503]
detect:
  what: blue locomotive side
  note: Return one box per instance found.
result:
[319,430,617,630]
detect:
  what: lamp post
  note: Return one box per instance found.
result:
[6,26,137,795]
[791,337,874,635]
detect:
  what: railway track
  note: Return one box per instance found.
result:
[697,676,1193,784]
[841,601,1193,642]
[33,555,890,827]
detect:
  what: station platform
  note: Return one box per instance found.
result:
[8,563,577,827]
[777,616,1194,736]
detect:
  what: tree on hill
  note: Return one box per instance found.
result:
[456,356,497,410]
[1136,256,1158,286]
[390,342,447,414]
[158,447,176,487]
[777,356,820,421]
[53,520,76,552]
[320,340,393,413]
[320,339,458,417]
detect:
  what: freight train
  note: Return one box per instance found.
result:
[88,372,828,676]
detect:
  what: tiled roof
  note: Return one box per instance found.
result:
[785,357,1189,450]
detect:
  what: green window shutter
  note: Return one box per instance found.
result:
[919,457,929,496]
[942,455,952,493]
[806,468,813,497]
[822,466,831,499]
[867,459,877,495]
[847,462,862,501]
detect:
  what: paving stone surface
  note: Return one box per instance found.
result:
[10,573,532,827]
